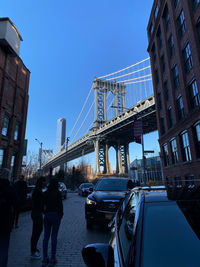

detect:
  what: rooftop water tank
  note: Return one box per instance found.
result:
[0,17,22,56]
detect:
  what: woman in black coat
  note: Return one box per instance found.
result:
[30,177,46,260]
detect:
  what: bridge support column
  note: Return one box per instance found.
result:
[105,143,110,174]
[94,139,100,174]
[126,144,130,172]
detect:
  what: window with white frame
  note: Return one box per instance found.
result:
[170,138,179,164]
[2,116,9,136]
[180,131,191,162]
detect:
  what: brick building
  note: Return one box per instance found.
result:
[0,18,30,181]
[147,1,200,186]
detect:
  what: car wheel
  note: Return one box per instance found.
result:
[86,219,93,229]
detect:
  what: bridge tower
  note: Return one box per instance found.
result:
[93,78,129,176]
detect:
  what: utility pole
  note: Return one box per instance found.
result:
[65,137,70,173]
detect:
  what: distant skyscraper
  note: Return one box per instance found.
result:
[56,118,66,153]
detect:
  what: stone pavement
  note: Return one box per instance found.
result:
[8,193,110,267]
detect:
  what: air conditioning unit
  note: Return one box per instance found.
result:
[0,17,22,56]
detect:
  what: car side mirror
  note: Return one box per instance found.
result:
[89,187,93,192]
[82,243,114,267]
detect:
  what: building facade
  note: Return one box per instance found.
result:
[147,0,200,186]
[129,156,163,183]
[56,118,66,153]
[0,18,30,180]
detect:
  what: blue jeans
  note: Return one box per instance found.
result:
[0,233,10,267]
[43,212,61,259]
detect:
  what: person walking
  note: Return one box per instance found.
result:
[42,179,63,266]
[30,176,46,260]
[14,175,27,228]
[0,168,17,267]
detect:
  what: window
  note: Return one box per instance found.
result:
[176,95,184,120]
[180,131,191,162]
[154,4,159,20]
[161,55,165,72]
[163,143,169,166]
[172,64,179,89]
[157,27,162,48]
[182,43,193,73]
[191,0,200,10]
[1,115,9,136]
[164,81,169,101]
[119,194,136,264]
[174,176,182,187]
[157,93,162,110]
[168,35,175,58]
[177,10,186,38]
[170,138,179,164]
[149,23,154,37]
[160,117,165,135]
[174,0,180,8]
[0,149,4,168]
[163,6,170,31]
[10,153,16,179]
[193,121,200,158]
[155,69,159,85]
[185,174,195,187]
[188,79,200,108]
[168,106,173,128]
[14,122,20,141]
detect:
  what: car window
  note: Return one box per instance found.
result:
[141,201,200,267]
[95,179,128,192]
[118,193,137,265]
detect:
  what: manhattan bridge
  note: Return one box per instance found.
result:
[43,57,157,176]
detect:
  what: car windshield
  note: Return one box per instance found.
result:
[83,184,93,188]
[141,201,200,267]
[95,179,128,192]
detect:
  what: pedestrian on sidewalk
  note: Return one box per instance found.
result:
[14,175,27,228]
[42,179,63,266]
[0,168,17,267]
[30,176,46,260]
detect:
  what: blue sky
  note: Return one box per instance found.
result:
[1,0,159,169]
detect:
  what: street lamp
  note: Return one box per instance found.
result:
[35,138,43,170]
[65,137,70,173]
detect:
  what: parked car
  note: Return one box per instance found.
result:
[85,177,133,229]
[78,183,94,196]
[59,182,67,199]
[82,185,200,267]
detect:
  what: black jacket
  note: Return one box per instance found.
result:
[44,190,63,218]
[0,179,17,234]
[31,189,44,218]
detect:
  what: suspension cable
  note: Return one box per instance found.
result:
[69,86,93,137]
[97,57,150,79]
[125,78,152,85]
[71,102,94,143]
[105,66,151,81]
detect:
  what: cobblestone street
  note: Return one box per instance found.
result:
[8,193,110,267]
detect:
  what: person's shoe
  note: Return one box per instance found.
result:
[50,258,57,265]
[30,251,41,260]
[42,258,49,266]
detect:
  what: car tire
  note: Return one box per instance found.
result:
[86,219,93,229]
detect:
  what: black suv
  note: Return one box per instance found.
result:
[82,185,200,267]
[85,177,133,229]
